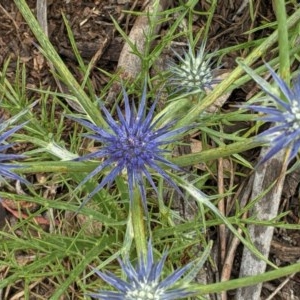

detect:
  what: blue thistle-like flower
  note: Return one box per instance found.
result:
[0,123,28,183]
[245,63,300,164]
[70,84,191,209]
[168,43,218,95]
[88,240,195,300]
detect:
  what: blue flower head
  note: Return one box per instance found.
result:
[0,122,28,184]
[246,63,300,164]
[71,84,191,209]
[88,240,195,300]
[168,42,219,95]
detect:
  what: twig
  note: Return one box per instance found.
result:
[264,268,297,300]
[217,138,227,300]
[221,176,253,296]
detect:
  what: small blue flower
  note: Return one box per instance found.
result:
[0,123,28,183]
[168,43,218,95]
[71,84,191,209]
[246,63,300,164]
[88,240,195,300]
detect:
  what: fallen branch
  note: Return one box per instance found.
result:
[236,148,288,300]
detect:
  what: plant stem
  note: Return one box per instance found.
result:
[131,188,147,260]
[190,261,300,295]
[273,0,290,83]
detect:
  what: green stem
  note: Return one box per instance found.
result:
[273,0,290,82]
[191,261,300,295]
[13,138,261,174]
[131,188,147,260]
[172,138,261,167]
[15,161,98,174]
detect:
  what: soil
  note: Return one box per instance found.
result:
[0,1,299,299]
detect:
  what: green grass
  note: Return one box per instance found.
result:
[1,0,300,299]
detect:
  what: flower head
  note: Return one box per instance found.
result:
[246,63,300,164]
[0,122,28,183]
[88,240,195,300]
[168,43,218,95]
[71,84,190,209]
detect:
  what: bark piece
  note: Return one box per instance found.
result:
[235,148,287,300]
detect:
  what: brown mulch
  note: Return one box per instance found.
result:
[0,0,299,299]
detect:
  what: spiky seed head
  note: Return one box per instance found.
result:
[168,43,218,95]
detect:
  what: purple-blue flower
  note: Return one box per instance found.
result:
[70,84,191,209]
[168,43,218,95]
[0,122,28,183]
[88,240,195,300]
[245,63,300,164]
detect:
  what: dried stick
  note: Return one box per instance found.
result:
[235,148,288,300]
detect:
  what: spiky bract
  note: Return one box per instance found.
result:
[169,43,218,95]
[247,64,300,164]
[71,84,190,209]
[88,240,194,300]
